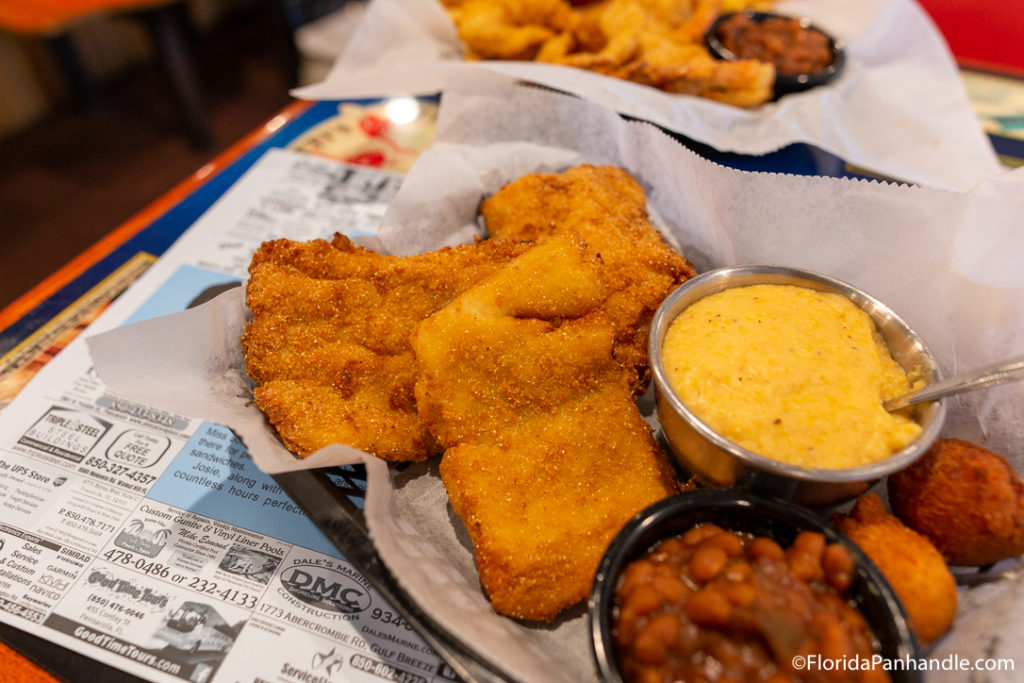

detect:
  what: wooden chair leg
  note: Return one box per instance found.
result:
[142,3,211,149]
[47,33,101,111]
[274,0,302,88]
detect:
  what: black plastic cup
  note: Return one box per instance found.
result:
[706,11,846,100]
[589,490,921,682]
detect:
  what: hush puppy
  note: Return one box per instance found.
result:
[888,438,1024,567]
[832,493,957,646]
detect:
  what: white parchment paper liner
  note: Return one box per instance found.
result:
[295,0,1002,192]
[89,78,1024,681]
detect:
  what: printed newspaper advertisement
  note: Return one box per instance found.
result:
[0,148,454,683]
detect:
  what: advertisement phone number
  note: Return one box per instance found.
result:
[102,549,257,607]
[82,457,156,486]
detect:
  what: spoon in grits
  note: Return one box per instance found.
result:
[884,353,1024,411]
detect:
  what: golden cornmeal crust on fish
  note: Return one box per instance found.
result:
[242,233,531,461]
[481,164,696,393]
[411,232,681,621]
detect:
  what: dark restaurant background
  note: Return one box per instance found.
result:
[0,0,302,312]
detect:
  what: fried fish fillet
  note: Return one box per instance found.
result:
[451,0,574,60]
[480,164,695,392]
[242,233,531,461]
[411,232,680,621]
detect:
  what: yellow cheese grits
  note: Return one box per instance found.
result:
[663,284,921,469]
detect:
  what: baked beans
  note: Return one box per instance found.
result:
[613,525,888,682]
[716,14,834,76]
